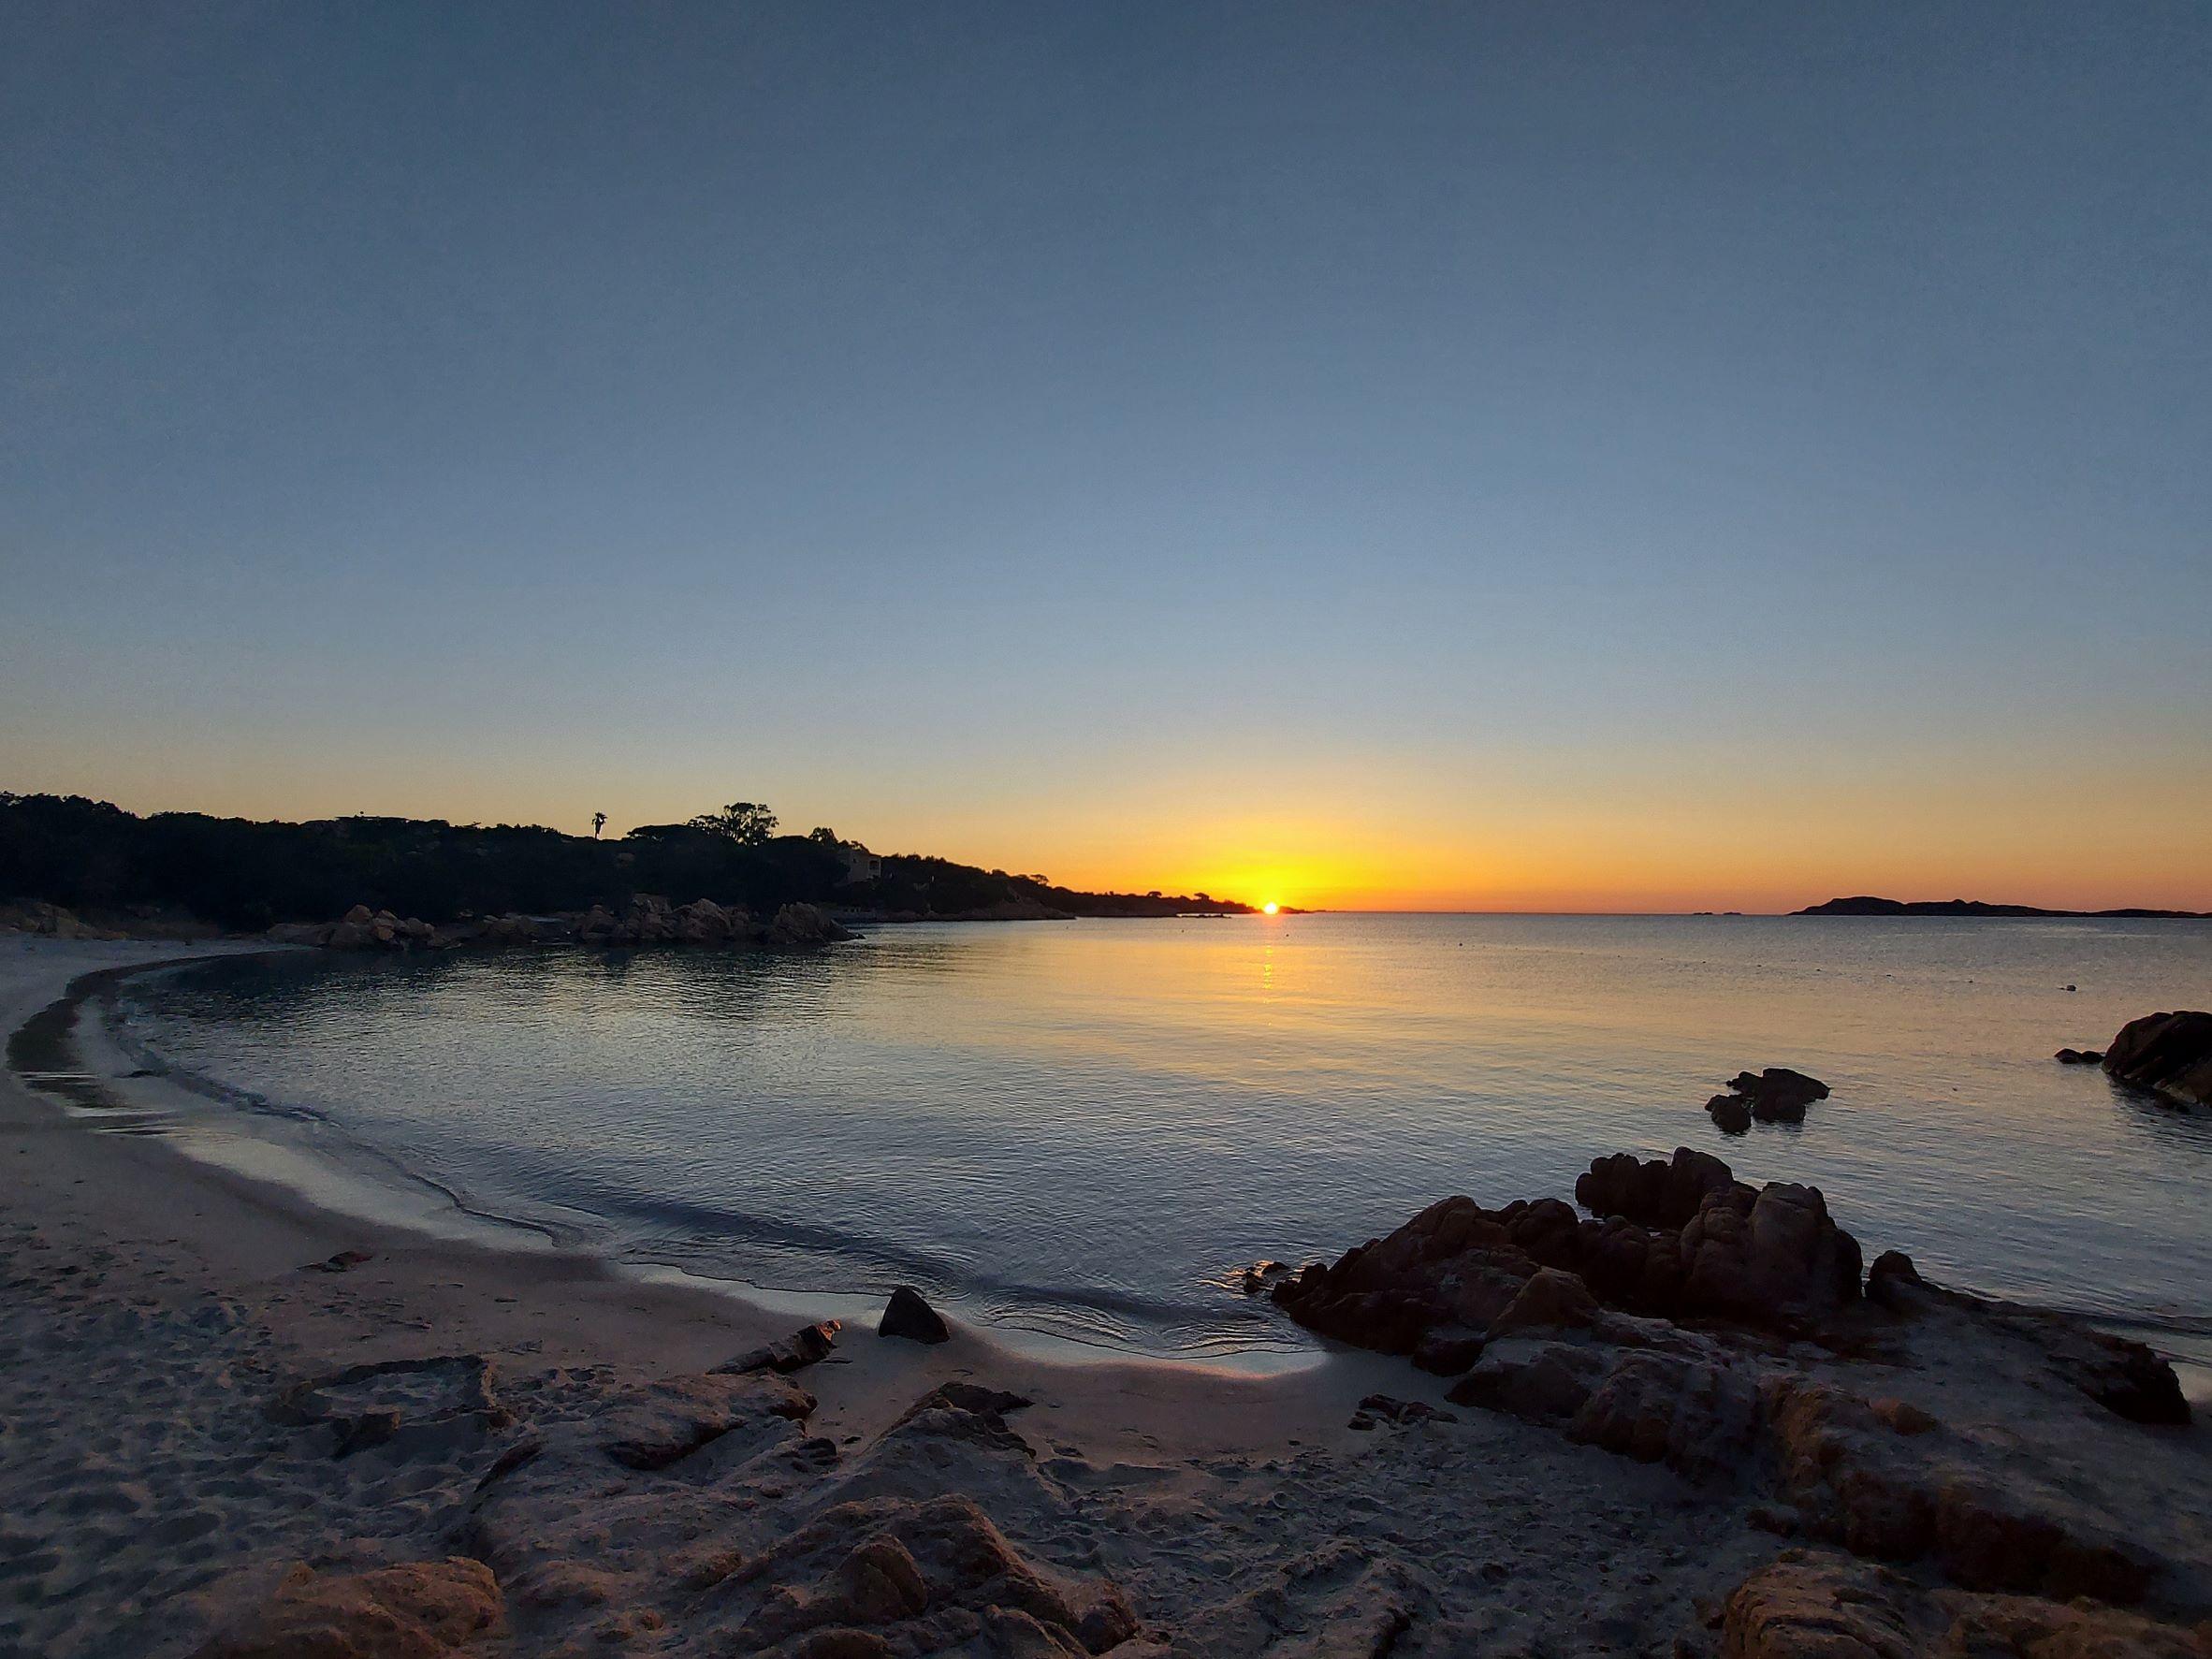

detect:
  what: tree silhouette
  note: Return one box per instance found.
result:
[591,812,606,839]
[687,801,779,845]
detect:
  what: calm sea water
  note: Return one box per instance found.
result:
[110,915,2212,1360]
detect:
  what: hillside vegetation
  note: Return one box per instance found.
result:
[0,794,1248,932]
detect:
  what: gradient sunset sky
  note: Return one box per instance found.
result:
[5,4,2207,912]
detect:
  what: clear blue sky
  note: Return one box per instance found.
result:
[4,3,2207,908]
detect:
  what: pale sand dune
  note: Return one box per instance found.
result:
[3,938,2206,1658]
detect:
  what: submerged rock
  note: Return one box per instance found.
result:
[880,1285,952,1345]
[2103,1011,2212,1107]
[2055,1047,2105,1065]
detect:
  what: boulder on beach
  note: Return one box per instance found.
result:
[2102,1011,2212,1108]
[879,1285,951,1345]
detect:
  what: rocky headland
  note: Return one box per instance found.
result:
[264,895,855,953]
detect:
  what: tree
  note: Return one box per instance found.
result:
[688,801,779,846]
[807,826,840,845]
[591,812,606,839]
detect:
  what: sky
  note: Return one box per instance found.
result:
[4,2,2208,912]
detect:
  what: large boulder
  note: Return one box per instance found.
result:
[2103,1011,2212,1108]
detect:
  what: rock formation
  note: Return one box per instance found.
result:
[1273,1147,1862,1365]
[880,1286,952,1345]
[2103,1011,2212,1108]
[1274,1148,2200,1627]
[1707,1068,1830,1131]
[267,893,855,954]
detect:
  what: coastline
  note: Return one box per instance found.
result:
[0,938,1405,1429]
[7,936,2209,1658]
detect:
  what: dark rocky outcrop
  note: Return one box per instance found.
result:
[1577,1147,1739,1230]
[763,900,854,947]
[1272,1149,1862,1366]
[270,892,855,954]
[2103,1011,2212,1108]
[2056,1047,2105,1064]
[1709,1068,1830,1130]
[879,1286,952,1345]
[1274,1148,2196,1612]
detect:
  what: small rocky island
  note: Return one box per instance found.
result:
[1797,895,2212,918]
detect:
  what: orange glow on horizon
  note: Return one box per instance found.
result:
[9,740,2209,918]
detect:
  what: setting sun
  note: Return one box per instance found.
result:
[1261,901,1280,915]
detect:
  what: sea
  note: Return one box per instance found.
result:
[93,913,2212,1368]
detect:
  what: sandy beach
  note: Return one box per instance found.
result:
[5,937,2209,1659]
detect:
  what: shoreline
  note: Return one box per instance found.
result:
[1,938,1390,1422]
[22,943,1332,1375]
[7,934,2210,1658]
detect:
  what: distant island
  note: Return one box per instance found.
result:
[1796,895,2211,919]
[0,793,1252,935]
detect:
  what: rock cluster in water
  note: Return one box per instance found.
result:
[1705,1067,1830,1133]
[266,895,853,953]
